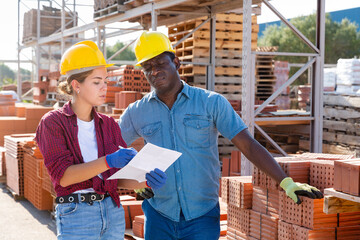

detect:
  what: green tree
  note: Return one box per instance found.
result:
[0,64,15,86]
[258,14,360,85]
[106,41,136,61]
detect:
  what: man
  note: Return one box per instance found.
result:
[119,31,322,240]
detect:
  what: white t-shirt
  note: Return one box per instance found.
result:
[73,118,100,194]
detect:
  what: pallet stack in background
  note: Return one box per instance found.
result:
[22,8,77,43]
[299,93,360,158]
[255,47,277,103]
[168,13,259,102]
[222,153,360,240]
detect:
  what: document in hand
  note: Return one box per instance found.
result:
[107,143,182,182]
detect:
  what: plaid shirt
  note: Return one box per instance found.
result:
[35,101,127,207]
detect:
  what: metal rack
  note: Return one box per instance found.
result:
[17,0,325,175]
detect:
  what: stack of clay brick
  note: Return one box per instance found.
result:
[4,134,35,197]
[22,140,53,210]
[222,152,360,239]
[0,94,16,116]
[0,104,53,146]
[297,85,311,110]
[334,158,360,197]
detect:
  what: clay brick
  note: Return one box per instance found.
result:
[228,176,253,209]
[252,186,279,218]
[301,197,337,229]
[228,205,250,235]
[221,176,231,204]
[278,221,292,240]
[122,200,143,229]
[292,224,335,239]
[249,210,278,240]
[309,160,334,192]
[222,157,230,177]
[279,191,302,226]
[336,225,360,239]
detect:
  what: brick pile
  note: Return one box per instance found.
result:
[22,140,53,210]
[0,94,16,116]
[334,158,360,196]
[4,134,35,196]
[222,153,360,239]
[0,104,53,146]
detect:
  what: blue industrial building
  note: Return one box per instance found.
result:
[258,7,360,37]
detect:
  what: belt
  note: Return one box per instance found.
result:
[55,192,110,204]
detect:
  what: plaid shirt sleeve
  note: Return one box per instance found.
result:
[35,112,75,185]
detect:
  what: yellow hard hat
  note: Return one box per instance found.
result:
[60,40,114,76]
[134,31,176,66]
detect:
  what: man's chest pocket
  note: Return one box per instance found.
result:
[183,116,211,149]
[140,121,163,146]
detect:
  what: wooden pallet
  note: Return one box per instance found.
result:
[182,75,242,85]
[93,3,131,20]
[175,47,242,59]
[193,84,242,94]
[179,65,242,76]
[0,175,6,184]
[324,188,360,214]
[6,186,25,201]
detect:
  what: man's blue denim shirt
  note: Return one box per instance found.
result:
[119,81,247,222]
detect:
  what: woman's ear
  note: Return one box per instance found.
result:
[70,79,80,94]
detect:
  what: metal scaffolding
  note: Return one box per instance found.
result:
[17,0,325,175]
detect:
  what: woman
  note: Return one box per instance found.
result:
[35,41,166,239]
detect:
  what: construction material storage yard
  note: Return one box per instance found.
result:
[1,0,360,239]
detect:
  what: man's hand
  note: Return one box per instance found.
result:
[135,188,154,199]
[105,148,137,169]
[146,168,167,189]
[280,177,323,204]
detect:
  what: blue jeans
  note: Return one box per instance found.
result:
[55,196,125,240]
[142,200,220,240]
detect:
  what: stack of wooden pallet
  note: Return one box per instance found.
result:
[168,13,259,101]
[255,47,277,102]
[322,93,360,157]
[22,8,76,43]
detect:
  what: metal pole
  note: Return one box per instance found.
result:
[61,0,65,54]
[151,3,157,31]
[206,11,215,91]
[36,0,40,82]
[17,0,22,99]
[241,0,253,176]
[310,0,325,153]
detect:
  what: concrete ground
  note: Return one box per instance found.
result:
[0,183,142,240]
[0,183,56,240]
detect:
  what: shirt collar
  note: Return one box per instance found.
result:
[148,80,190,102]
[61,101,103,122]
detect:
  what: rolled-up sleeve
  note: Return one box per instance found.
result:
[211,94,248,140]
[35,114,74,185]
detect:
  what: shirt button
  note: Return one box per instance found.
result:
[178,187,181,191]
[177,169,180,173]
[197,125,200,129]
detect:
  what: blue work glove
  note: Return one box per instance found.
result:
[145,168,167,189]
[105,148,137,169]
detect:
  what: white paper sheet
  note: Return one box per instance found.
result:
[107,143,182,182]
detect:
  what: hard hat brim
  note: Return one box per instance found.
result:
[62,63,115,76]
[135,49,176,66]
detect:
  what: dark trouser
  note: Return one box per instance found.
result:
[142,200,220,240]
